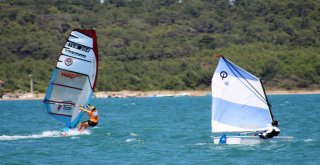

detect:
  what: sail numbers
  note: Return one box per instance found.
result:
[68,42,90,53]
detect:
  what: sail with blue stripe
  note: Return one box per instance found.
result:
[211,56,273,133]
[44,29,98,128]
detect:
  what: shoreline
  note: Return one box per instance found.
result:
[1,89,320,101]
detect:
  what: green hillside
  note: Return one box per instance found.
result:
[0,0,319,93]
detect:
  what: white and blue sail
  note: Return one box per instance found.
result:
[44,29,98,128]
[211,56,273,133]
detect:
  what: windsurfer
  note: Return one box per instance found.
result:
[78,105,99,131]
[259,120,280,139]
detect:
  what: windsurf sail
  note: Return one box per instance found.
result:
[44,29,98,128]
[211,55,273,133]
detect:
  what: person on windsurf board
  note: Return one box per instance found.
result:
[77,105,99,131]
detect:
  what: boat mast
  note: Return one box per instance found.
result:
[259,79,274,120]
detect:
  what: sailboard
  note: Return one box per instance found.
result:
[43,29,98,130]
[211,55,292,144]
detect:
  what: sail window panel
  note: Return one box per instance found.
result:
[49,70,85,103]
[70,107,83,123]
[75,80,93,105]
[54,69,87,90]
[51,112,73,127]
[46,78,92,127]
[49,85,82,104]
[48,80,93,109]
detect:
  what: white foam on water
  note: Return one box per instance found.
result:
[71,137,80,139]
[129,132,138,136]
[195,142,207,146]
[303,139,314,142]
[0,131,62,141]
[125,138,140,143]
[0,129,91,141]
[65,129,91,136]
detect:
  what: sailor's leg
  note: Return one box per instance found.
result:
[80,122,89,131]
[78,121,87,131]
[78,123,82,131]
[259,134,268,139]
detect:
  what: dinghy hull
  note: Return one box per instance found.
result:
[212,135,293,145]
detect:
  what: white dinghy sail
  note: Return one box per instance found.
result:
[43,29,98,128]
[211,55,292,144]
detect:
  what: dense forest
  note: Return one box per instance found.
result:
[0,0,319,94]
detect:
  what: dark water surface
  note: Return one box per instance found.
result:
[0,94,319,164]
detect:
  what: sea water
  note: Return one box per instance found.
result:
[0,94,319,164]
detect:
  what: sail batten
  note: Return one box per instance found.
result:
[61,54,92,63]
[211,56,272,133]
[50,83,83,90]
[48,112,72,117]
[43,99,75,104]
[44,29,98,128]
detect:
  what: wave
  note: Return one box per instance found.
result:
[125,138,140,143]
[0,129,91,141]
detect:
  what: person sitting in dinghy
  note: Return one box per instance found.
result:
[259,120,280,139]
[78,105,99,131]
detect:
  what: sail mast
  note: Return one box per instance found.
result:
[260,79,274,120]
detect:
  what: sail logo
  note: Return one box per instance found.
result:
[57,104,62,111]
[65,49,87,58]
[67,42,90,53]
[63,105,72,111]
[56,104,72,112]
[220,71,228,80]
[61,72,81,79]
[64,58,73,66]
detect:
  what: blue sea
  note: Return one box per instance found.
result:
[0,94,319,164]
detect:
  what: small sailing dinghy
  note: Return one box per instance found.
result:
[211,55,292,144]
[43,29,98,134]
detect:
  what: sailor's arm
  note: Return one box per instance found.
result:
[262,126,273,136]
[77,106,89,113]
[274,127,280,133]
